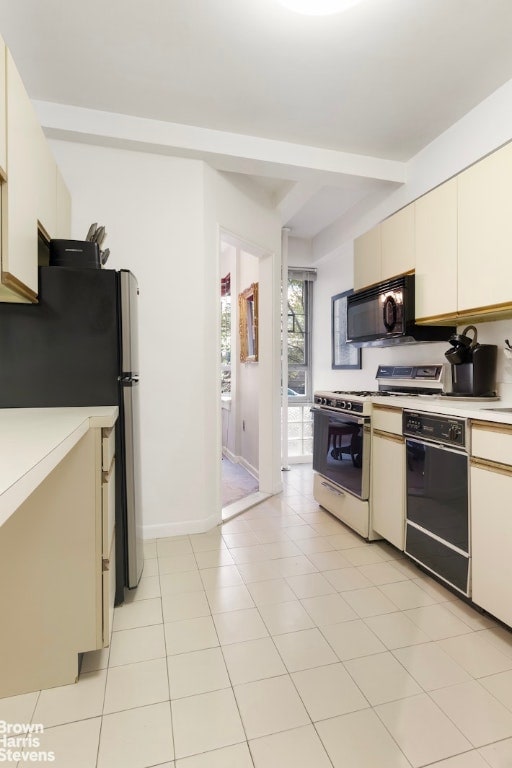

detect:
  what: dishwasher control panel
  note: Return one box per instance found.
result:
[403,411,467,449]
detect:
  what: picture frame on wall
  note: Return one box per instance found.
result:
[331,289,362,370]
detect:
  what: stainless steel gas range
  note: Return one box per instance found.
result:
[311,365,447,539]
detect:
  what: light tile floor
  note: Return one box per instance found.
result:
[3,464,512,767]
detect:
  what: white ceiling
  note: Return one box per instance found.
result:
[1,0,512,240]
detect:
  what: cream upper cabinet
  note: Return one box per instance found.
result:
[415,178,458,322]
[354,223,381,290]
[0,36,6,179]
[354,205,414,292]
[0,47,71,303]
[380,203,415,281]
[458,142,512,314]
[1,50,39,303]
[56,166,72,238]
[35,126,57,240]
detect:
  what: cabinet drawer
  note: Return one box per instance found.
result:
[313,473,369,538]
[471,421,512,466]
[372,406,402,435]
[102,427,115,471]
[102,461,115,557]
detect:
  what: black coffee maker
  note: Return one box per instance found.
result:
[445,325,497,397]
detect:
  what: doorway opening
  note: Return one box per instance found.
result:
[219,231,280,520]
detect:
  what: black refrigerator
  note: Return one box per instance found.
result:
[0,266,143,601]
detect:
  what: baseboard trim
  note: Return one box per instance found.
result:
[143,510,220,539]
[222,491,271,522]
[222,451,259,481]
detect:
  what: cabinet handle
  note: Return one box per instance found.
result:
[470,457,512,477]
[321,481,345,497]
[102,557,110,572]
[373,428,403,444]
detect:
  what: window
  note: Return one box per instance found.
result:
[286,270,314,403]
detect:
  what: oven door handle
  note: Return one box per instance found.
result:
[320,481,345,497]
[311,406,367,426]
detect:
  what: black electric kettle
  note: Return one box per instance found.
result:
[445,325,478,365]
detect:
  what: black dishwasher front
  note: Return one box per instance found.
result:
[403,411,470,596]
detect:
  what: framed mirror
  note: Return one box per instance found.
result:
[239,282,259,363]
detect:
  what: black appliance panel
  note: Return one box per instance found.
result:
[346,274,455,345]
[0,267,119,407]
[406,524,469,594]
[405,438,469,551]
[403,411,466,448]
[0,266,142,603]
[312,407,368,499]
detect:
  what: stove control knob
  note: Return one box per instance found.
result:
[339,400,346,410]
[321,397,328,405]
[346,401,352,410]
[448,424,461,442]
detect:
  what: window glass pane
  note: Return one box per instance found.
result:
[288,423,302,439]
[288,368,306,396]
[287,279,306,366]
[287,406,302,422]
[288,439,303,456]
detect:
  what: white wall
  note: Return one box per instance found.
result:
[50,140,281,538]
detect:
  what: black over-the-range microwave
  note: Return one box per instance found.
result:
[345,275,455,346]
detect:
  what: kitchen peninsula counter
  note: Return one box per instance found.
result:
[371,395,512,423]
[0,406,118,528]
[0,406,118,698]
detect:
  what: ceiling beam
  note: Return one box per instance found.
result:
[34,100,407,185]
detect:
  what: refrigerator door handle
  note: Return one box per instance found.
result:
[119,374,139,385]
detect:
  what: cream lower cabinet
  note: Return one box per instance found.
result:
[371,406,405,550]
[0,425,116,697]
[470,421,512,628]
[101,426,116,647]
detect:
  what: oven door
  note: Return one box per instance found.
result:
[312,407,370,500]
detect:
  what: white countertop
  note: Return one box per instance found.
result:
[372,395,512,423]
[0,407,118,528]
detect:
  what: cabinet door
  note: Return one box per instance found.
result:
[0,36,6,179]
[371,431,405,550]
[354,224,381,290]
[415,178,458,322]
[458,142,512,312]
[35,127,57,240]
[471,462,512,627]
[56,167,71,238]
[381,203,415,281]
[1,51,39,302]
